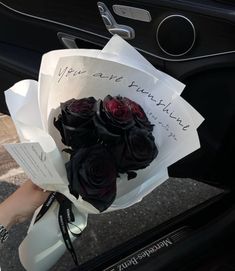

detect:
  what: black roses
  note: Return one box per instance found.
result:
[55,95,158,212]
[66,144,117,212]
[54,97,97,149]
[111,127,158,173]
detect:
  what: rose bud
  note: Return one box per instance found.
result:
[66,144,117,212]
[124,97,154,131]
[94,95,134,143]
[112,127,158,172]
[54,97,98,149]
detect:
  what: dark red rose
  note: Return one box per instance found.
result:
[94,96,134,143]
[64,97,96,126]
[124,97,154,131]
[66,144,117,212]
[103,95,133,125]
[54,97,97,149]
[111,127,158,172]
[98,95,134,129]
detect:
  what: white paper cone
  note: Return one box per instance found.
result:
[19,202,87,271]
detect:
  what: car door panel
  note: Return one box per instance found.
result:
[1,0,235,58]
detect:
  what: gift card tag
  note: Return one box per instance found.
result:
[4,142,63,184]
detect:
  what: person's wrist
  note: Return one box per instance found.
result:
[0,181,50,230]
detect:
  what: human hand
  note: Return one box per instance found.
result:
[0,180,50,230]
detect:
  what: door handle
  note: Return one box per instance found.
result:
[97,2,135,40]
[57,32,78,49]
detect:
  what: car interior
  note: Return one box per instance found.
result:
[0,1,234,270]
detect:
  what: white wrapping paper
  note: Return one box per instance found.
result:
[4,35,204,271]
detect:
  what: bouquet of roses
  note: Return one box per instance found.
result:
[4,35,203,271]
[54,95,158,212]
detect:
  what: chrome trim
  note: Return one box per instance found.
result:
[156,15,196,57]
[0,1,235,62]
[139,47,235,62]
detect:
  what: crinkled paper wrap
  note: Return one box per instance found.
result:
[4,35,204,271]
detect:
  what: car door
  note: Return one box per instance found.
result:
[0,0,234,190]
